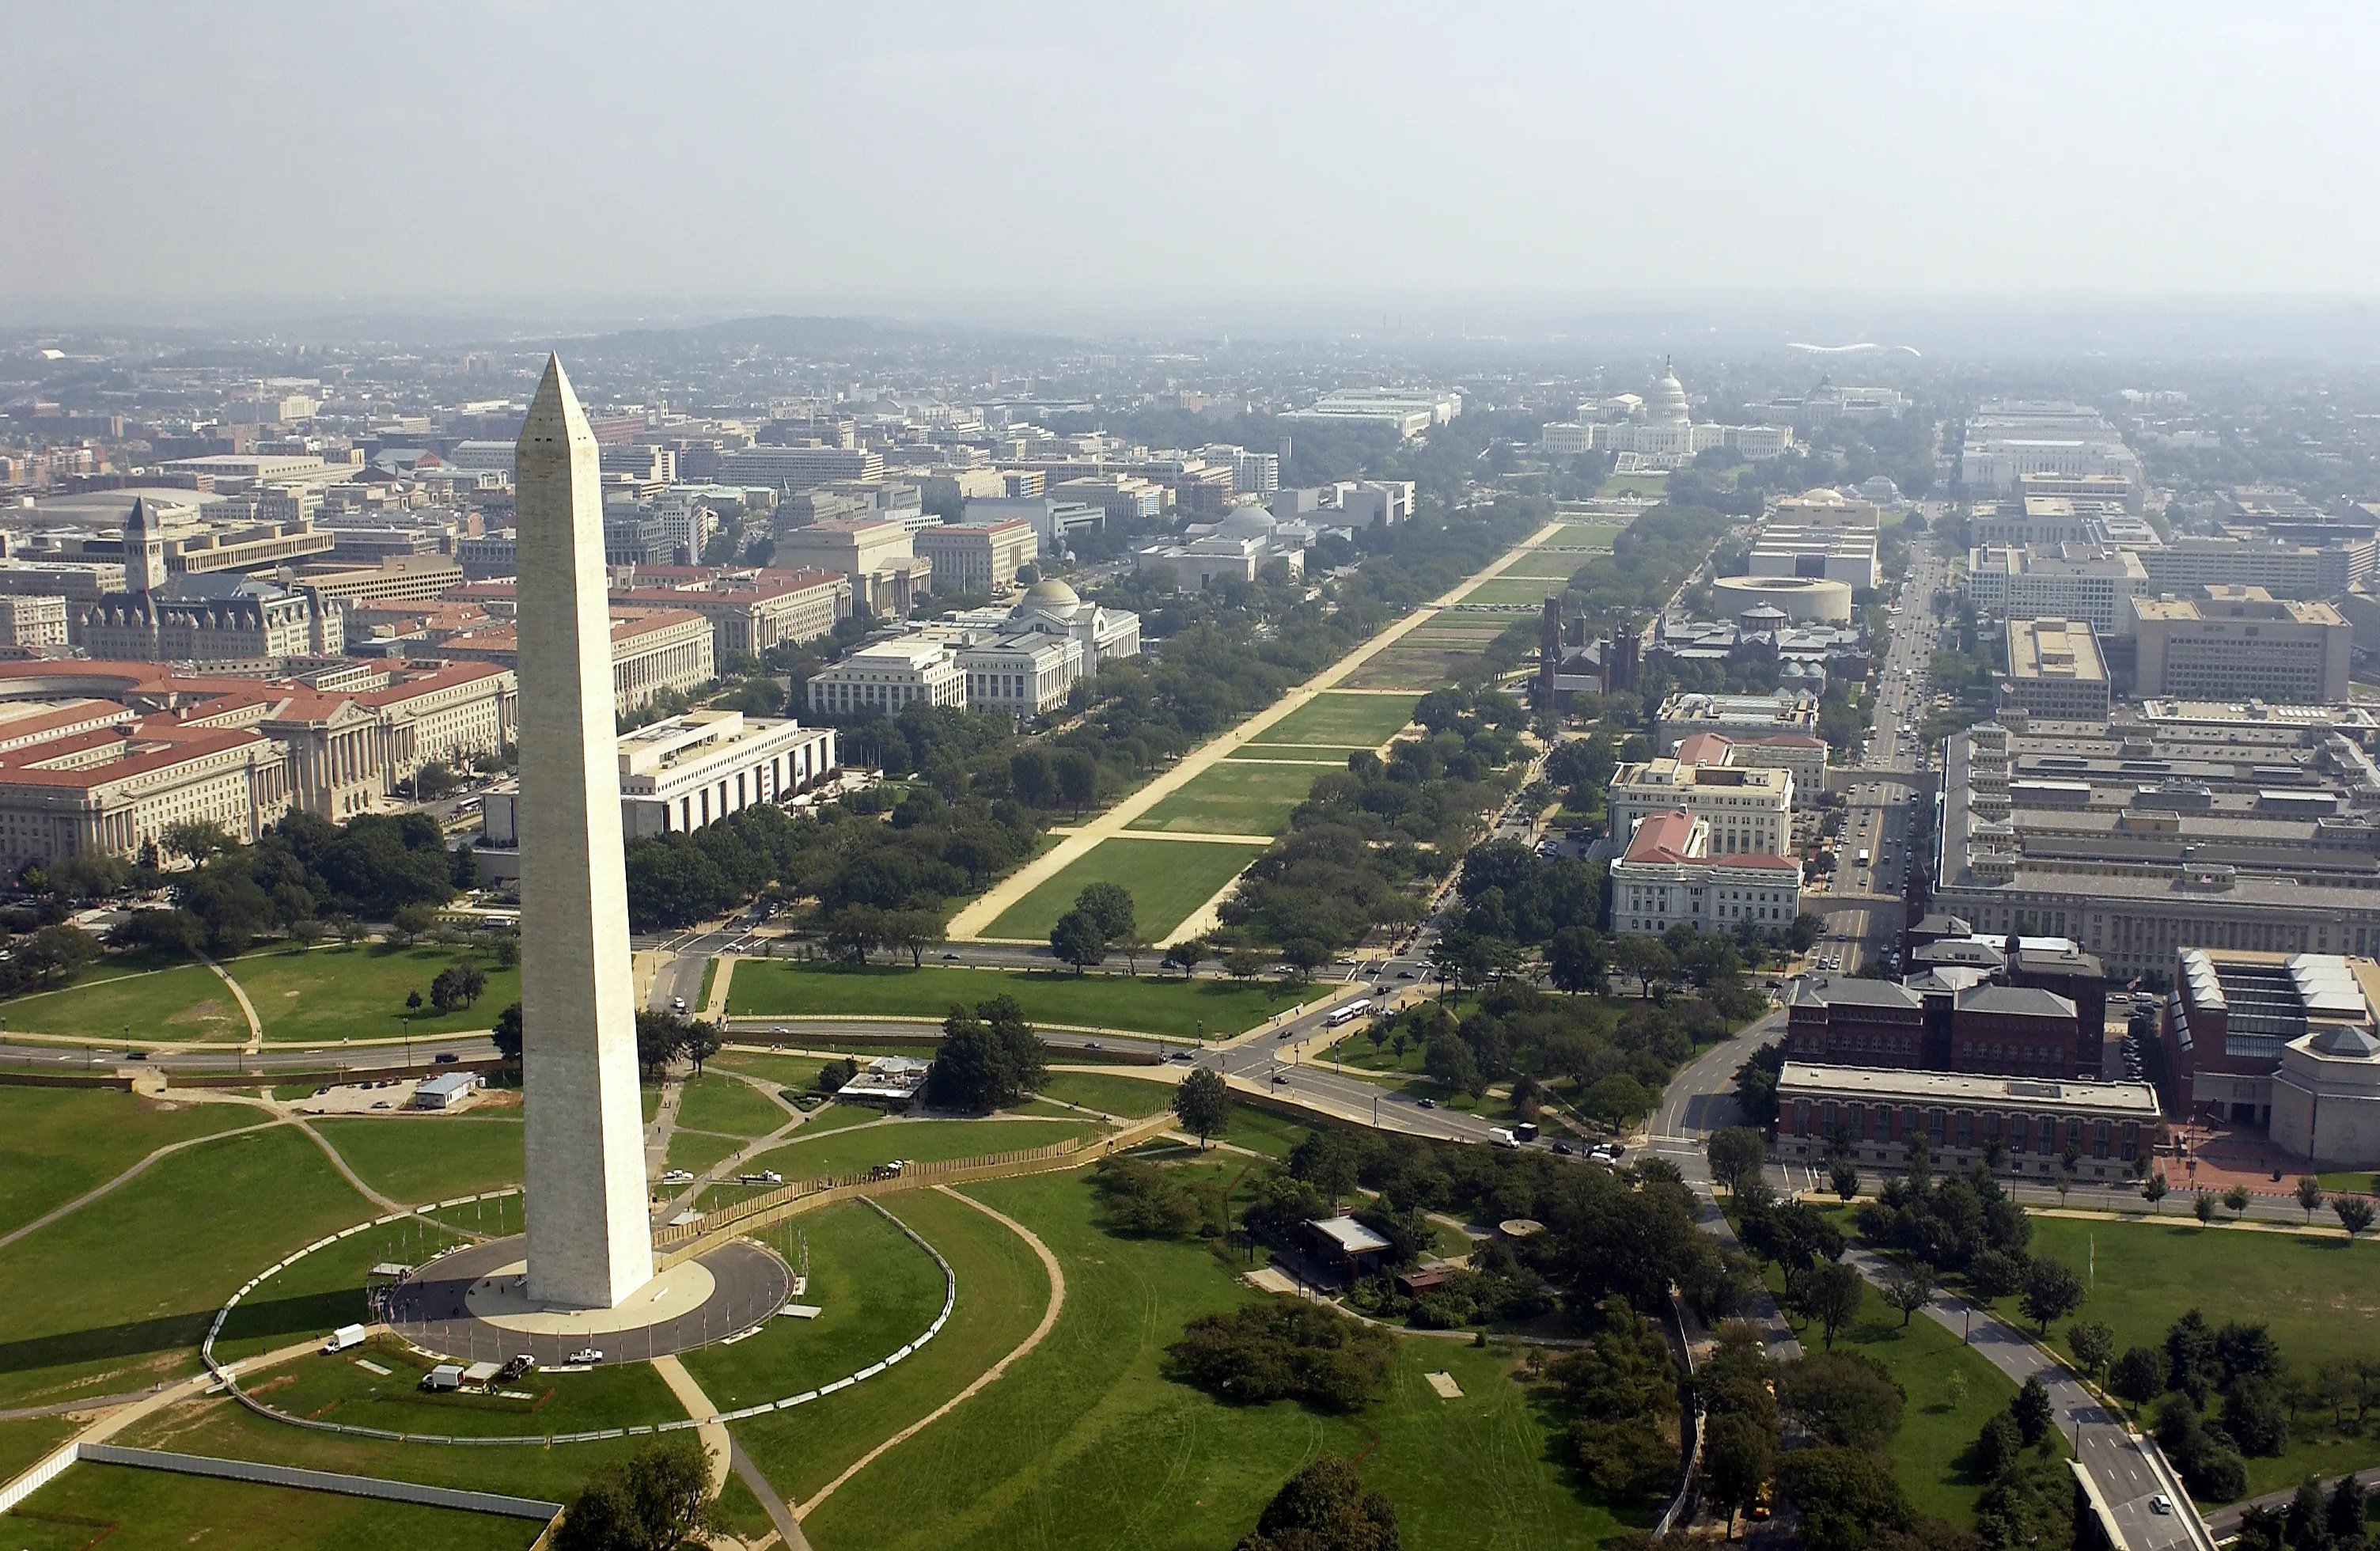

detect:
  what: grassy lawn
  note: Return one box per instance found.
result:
[13,1463,544,1549]
[727,959,1291,1039]
[712,1050,833,1093]
[737,1117,1095,1187]
[225,1333,685,1438]
[1828,1276,2018,1524]
[796,1168,1630,1550]
[676,1071,790,1136]
[310,1115,524,1204]
[733,1185,1049,1506]
[1458,577,1565,608]
[0,1413,76,1480]
[6,960,244,1042]
[1988,1214,2380,1495]
[1596,473,1668,497]
[665,1128,747,1176]
[1249,692,1418,749]
[680,1200,947,1410]
[0,1125,373,1408]
[113,1392,655,1511]
[1217,1100,1335,1159]
[0,1087,259,1237]
[1129,763,1319,836]
[235,943,520,1045]
[1503,552,1586,579]
[1037,1069,1181,1118]
[1225,745,1369,764]
[1341,645,1487,691]
[1550,523,1624,548]
[980,836,1267,943]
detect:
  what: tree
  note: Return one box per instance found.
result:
[1049,909,1107,975]
[391,901,437,945]
[1610,935,1675,999]
[1707,1127,1768,1196]
[1800,1261,1866,1350]
[635,1010,692,1075]
[2018,1257,2086,1334]
[2225,1184,2253,1219]
[1882,1265,1936,1327]
[824,904,885,965]
[1053,749,1099,817]
[1545,925,1608,996]
[491,1002,523,1063]
[1074,882,1137,946]
[2299,1176,2327,1223]
[2109,1345,2168,1413]
[553,1437,723,1551]
[2143,1171,2169,1212]
[1173,1067,1230,1148]
[1829,1158,1860,1202]
[2069,1320,2117,1381]
[1782,1446,1910,1551]
[2011,1374,2054,1445]
[2194,1190,2217,1227]
[404,988,423,1014]
[1779,1349,1906,1451]
[680,1018,724,1074]
[1223,948,1267,984]
[881,909,945,968]
[1010,745,1054,808]
[926,996,1048,1112]
[1704,1412,1778,1538]
[2338,1196,2377,1240]
[1423,1034,1482,1098]
[1232,1454,1398,1551]
[2327,1473,2367,1547]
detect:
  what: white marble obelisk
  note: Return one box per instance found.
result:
[516,355,655,1310]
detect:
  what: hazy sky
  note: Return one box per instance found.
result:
[8,2,2378,321]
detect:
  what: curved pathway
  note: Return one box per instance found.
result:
[794,1185,1067,1519]
[195,948,264,1050]
[0,1114,284,1253]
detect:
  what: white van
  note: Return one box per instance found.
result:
[1488,1127,1520,1150]
[324,1324,369,1354]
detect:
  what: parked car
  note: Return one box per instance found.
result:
[661,1169,695,1185]
[568,1349,604,1366]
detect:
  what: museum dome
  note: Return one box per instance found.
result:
[1020,578,1080,609]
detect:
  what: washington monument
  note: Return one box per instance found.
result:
[514,355,655,1310]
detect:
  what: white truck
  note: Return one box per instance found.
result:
[1487,1127,1520,1150]
[323,1324,369,1354]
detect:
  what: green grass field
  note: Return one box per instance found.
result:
[13,1463,544,1549]
[665,1128,746,1176]
[1249,692,1419,749]
[1596,473,1668,497]
[980,836,1267,942]
[234,1334,687,1439]
[681,1200,947,1410]
[1502,552,1587,578]
[795,1168,1632,1550]
[1037,1069,1180,1118]
[733,1185,1050,1506]
[310,1115,524,1204]
[1985,1215,2380,1494]
[727,959,1291,1038]
[6,960,245,1042]
[237,943,521,1045]
[1457,577,1565,608]
[1550,522,1624,548]
[1224,745,1369,764]
[0,1087,260,1237]
[711,1051,833,1093]
[737,1117,1095,1186]
[0,1125,373,1407]
[0,1413,76,1480]
[675,1071,790,1136]
[1129,762,1319,836]
[1827,1275,2020,1524]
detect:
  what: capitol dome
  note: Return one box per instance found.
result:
[1649,358,1691,424]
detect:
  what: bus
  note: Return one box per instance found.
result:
[1324,999,1373,1027]
[1856,848,1871,868]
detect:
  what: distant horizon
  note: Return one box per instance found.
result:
[9,2,2379,329]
